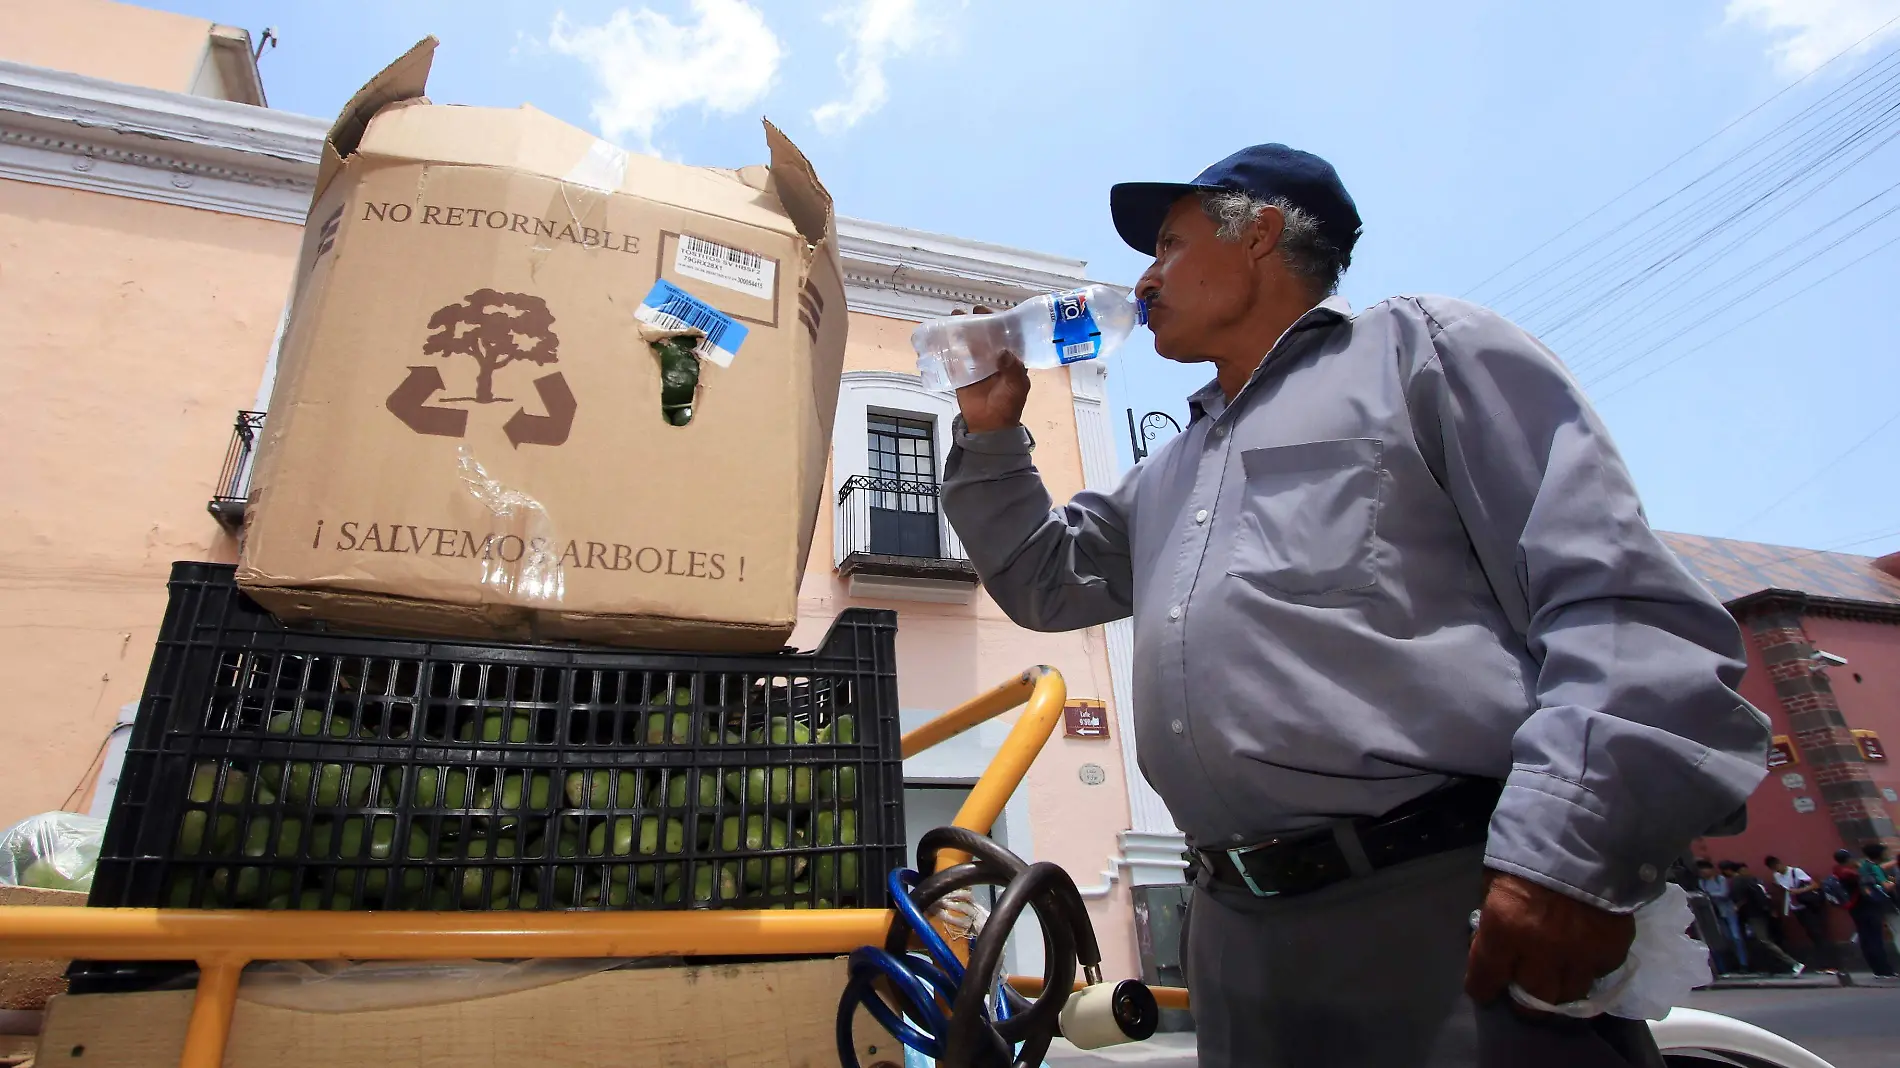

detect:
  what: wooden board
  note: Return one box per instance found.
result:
[39,958,906,1068]
[0,889,86,1012]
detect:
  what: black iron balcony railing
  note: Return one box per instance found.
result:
[208,410,265,533]
[836,475,976,583]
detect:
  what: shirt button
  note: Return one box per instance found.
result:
[1212,426,1227,438]
[1231,833,1245,843]
[1170,720,1184,734]
[1194,509,1209,524]
[1638,864,1658,883]
[1168,605,1183,620]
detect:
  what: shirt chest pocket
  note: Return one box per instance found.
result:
[1225,438,1384,596]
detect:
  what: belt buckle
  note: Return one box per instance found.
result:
[1225,842,1281,898]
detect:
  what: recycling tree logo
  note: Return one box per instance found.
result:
[384,288,578,448]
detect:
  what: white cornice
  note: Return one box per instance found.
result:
[0,59,323,223]
[0,59,1112,315]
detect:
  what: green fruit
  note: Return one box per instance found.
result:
[813,809,858,847]
[660,872,684,905]
[516,890,540,910]
[335,868,390,900]
[269,710,353,737]
[743,855,798,889]
[479,709,534,743]
[378,770,404,807]
[564,770,640,809]
[818,716,858,745]
[647,817,686,855]
[816,767,859,802]
[176,810,238,855]
[187,762,249,806]
[772,767,813,805]
[720,815,788,853]
[812,852,860,894]
[724,768,766,804]
[311,764,372,808]
[750,717,811,746]
[414,768,470,808]
[499,772,553,810]
[457,839,518,906]
[650,687,692,708]
[337,816,396,860]
[19,859,88,892]
[660,772,720,809]
[307,821,335,858]
[405,824,434,859]
[243,817,304,858]
[645,711,692,746]
[548,865,580,904]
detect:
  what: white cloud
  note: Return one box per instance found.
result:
[548,1,784,154]
[1726,0,1900,77]
[811,0,960,133]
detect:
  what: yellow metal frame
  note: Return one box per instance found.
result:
[0,666,1188,1067]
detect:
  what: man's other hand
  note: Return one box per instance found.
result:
[1465,871,1635,1008]
[951,308,1031,434]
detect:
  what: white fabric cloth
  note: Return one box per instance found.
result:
[1508,883,1710,1021]
[1773,866,1811,914]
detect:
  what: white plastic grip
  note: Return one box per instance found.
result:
[1058,980,1159,1050]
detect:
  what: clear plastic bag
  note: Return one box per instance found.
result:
[0,812,105,893]
[1509,882,1712,1021]
[237,957,684,1013]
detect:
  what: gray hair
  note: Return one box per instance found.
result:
[1199,189,1351,296]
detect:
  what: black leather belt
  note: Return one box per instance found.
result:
[1191,778,1503,898]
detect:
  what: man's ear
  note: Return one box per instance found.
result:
[1245,205,1287,265]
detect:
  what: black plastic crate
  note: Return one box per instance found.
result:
[91,562,904,918]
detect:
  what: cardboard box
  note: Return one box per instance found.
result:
[238,38,847,651]
[38,959,903,1068]
[0,887,85,1013]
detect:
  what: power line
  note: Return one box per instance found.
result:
[1588,227,1900,399]
[1502,57,1900,331]
[1563,175,1900,380]
[1532,91,1900,349]
[1482,36,1900,313]
[1466,11,1900,299]
[1554,169,1900,369]
[1730,409,1900,532]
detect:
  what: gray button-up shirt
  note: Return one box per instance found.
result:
[943,294,1769,911]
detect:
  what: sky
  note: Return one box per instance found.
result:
[145,0,1900,559]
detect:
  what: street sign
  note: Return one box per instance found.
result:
[1064,699,1109,740]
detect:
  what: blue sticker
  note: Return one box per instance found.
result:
[1050,288,1102,365]
[634,279,750,368]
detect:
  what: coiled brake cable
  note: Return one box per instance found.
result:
[836,825,1101,1068]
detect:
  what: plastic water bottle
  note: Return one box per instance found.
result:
[912,285,1145,392]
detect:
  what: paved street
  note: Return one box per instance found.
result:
[1042,986,1900,1066]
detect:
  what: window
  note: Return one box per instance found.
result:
[865,413,940,558]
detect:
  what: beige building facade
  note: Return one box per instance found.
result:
[1,0,1189,982]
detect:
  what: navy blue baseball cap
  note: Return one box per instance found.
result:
[1110,144,1362,257]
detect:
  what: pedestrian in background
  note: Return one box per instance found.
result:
[1833,848,1896,978]
[1859,843,1900,967]
[1724,860,1803,975]
[1697,858,1744,973]
[1766,856,1831,971]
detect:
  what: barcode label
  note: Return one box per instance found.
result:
[674,234,776,300]
[634,279,751,368]
[1061,341,1097,361]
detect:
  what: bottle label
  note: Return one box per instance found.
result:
[1050,288,1102,365]
[634,279,749,368]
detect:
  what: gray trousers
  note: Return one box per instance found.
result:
[1185,845,1665,1068]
